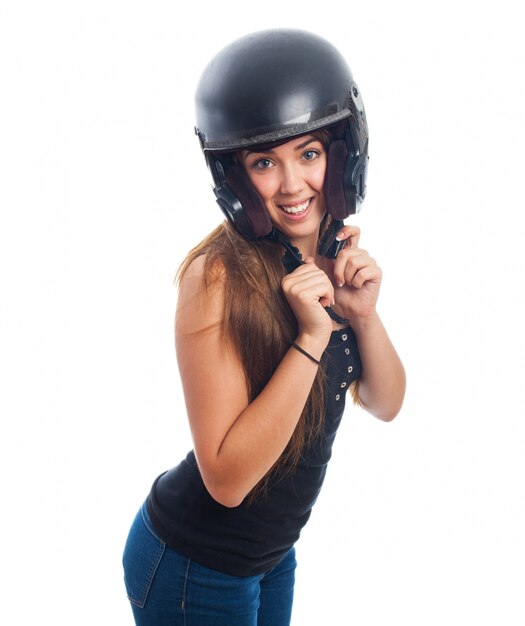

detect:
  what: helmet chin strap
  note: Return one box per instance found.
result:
[318,216,346,259]
[265,228,348,325]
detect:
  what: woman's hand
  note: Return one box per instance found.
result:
[325,225,382,321]
[281,257,334,342]
[323,225,405,421]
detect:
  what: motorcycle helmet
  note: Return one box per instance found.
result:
[194,28,369,254]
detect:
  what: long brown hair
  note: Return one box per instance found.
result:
[177,222,327,499]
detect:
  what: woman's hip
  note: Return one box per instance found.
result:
[122,501,296,626]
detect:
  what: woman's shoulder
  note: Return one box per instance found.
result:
[179,248,228,287]
[176,253,227,336]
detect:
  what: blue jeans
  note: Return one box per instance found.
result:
[122,502,296,625]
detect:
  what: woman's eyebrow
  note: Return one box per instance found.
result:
[244,147,275,156]
[294,137,318,151]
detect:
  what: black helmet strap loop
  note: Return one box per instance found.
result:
[318,217,346,259]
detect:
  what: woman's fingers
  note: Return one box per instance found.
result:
[336,224,360,248]
[347,262,382,289]
[283,265,335,305]
[332,247,380,288]
[281,260,335,330]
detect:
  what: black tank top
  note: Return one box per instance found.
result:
[147,326,362,577]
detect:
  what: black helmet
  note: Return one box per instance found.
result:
[194,28,369,248]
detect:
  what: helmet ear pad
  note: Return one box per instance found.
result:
[324,139,356,220]
[224,163,273,238]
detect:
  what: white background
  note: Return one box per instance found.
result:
[1,1,524,624]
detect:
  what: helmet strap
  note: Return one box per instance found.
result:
[318,216,346,259]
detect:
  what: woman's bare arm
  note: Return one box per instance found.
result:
[328,224,406,421]
[176,255,332,507]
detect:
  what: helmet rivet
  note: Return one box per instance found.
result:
[352,86,359,98]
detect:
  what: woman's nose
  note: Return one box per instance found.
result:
[279,163,304,196]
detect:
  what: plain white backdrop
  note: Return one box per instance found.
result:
[1,1,524,624]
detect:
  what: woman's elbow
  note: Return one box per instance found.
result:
[359,379,406,422]
[208,485,245,508]
[201,473,246,508]
[361,394,404,422]
[375,407,401,422]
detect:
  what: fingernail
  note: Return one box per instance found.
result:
[337,281,343,287]
[335,235,343,241]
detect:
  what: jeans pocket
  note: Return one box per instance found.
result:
[123,504,166,608]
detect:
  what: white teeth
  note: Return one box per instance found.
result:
[281,199,311,214]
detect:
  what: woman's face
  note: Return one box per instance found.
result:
[239,134,327,249]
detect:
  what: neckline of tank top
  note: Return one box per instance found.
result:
[331,326,352,335]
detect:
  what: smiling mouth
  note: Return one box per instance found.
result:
[279,198,312,215]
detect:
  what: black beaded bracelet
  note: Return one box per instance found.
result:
[291,342,321,366]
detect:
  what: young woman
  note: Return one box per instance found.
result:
[122,29,405,625]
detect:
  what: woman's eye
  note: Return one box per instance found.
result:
[254,158,273,170]
[303,149,320,161]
